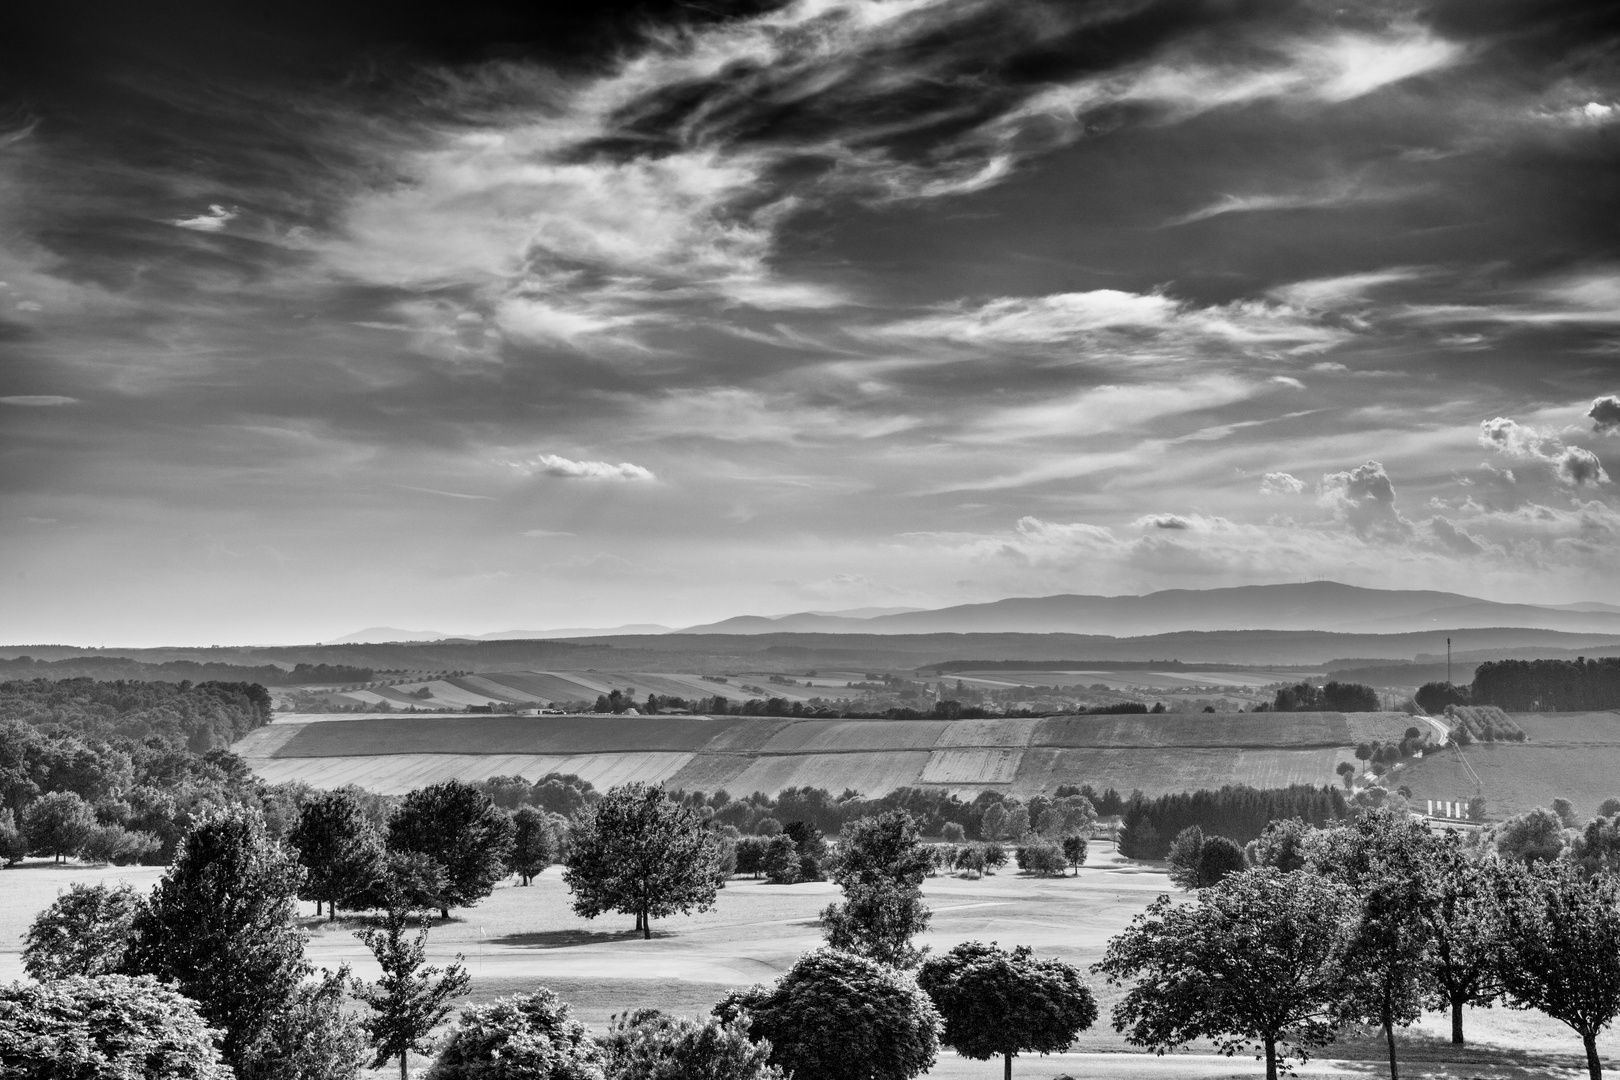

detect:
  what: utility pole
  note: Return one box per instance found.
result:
[1447,637,1452,686]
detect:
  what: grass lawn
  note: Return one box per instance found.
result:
[4,850,1612,1079]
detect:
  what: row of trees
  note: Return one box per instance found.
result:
[1117,784,1348,859]
[1263,680,1381,712]
[1422,657,1620,712]
[1103,809,1620,1080]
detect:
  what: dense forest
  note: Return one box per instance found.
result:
[0,677,292,863]
[1117,784,1349,859]
[1469,657,1620,711]
[0,655,372,684]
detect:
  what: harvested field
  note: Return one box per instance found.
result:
[759,719,948,753]
[1013,746,1353,799]
[663,754,756,793]
[274,715,748,757]
[246,751,694,794]
[1511,710,1620,743]
[932,716,1039,747]
[1033,711,1351,748]
[919,748,1023,784]
[393,679,510,708]
[458,675,539,704]
[723,751,932,798]
[245,709,1393,798]
[478,672,605,702]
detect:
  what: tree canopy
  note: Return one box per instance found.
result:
[425,989,601,1080]
[121,805,309,1075]
[388,780,514,919]
[563,782,722,939]
[289,788,384,920]
[0,974,232,1080]
[918,941,1096,1080]
[717,949,942,1080]
[23,882,143,980]
[1095,867,1354,1080]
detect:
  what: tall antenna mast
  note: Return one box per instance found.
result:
[1447,637,1452,686]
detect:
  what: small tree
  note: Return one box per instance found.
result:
[1095,868,1353,1080]
[425,988,601,1080]
[1247,818,1313,872]
[242,968,368,1080]
[716,949,941,1080]
[389,780,514,919]
[510,805,555,885]
[1018,841,1067,877]
[0,808,28,865]
[289,788,385,920]
[0,975,231,1080]
[1493,807,1567,863]
[1194,836,1246,888]
[831,811,932,889]
[762,834,801,884]
[1165,825,1205,888]
[940,822,967,844]
[735,835,768,878]
[563,782,721,938]
[601,1009,780,1080]
[1061,834,1087,874]
[23,789,97,861]
[1355,743,1374,771]
[1493,861,1620,1080]
[918,941,1097,1080]
[355,909,471,1080]
[23,882,143,980]
[1337,761,1356,788]
[121,806,309,1075]
[822,879,932,968]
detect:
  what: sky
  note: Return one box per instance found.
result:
[2,0,1619,646]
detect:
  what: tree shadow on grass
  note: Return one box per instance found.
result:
[490,928,674,949]
[1326,1027,1605,1077]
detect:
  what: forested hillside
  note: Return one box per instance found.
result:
[0,678,287,864]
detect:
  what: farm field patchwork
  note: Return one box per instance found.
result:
[243,709,1394,798]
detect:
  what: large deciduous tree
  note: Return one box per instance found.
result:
[23,882,144,980]
[289,788,385,921]
[354,909,470,1080]
[121,805,309,1075]
[1318,811,1433,1080]
[388,780,514,919]
[918,941,1097,1080]
[1095,868,1353,1080]
[0,975,231,1080]
[22,789,97,861]
[716,949,941,1080]
[563,782,721,939]
[1492,861,1620,1080]
[1419,830,1505,1045]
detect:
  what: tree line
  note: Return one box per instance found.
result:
[1420,657,1620,713]
[1117,784,1349,860]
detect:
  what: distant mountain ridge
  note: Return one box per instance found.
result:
[330,624,673,644]
[674,582,1620,638]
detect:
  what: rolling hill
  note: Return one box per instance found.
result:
[233,709,1417,799]
[676,582,1620,637]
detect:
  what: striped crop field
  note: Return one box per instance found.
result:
[237,709,1417,800]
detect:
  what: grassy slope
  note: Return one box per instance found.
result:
[243,711,1421,799]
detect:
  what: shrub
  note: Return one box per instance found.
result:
[0,974,231,1080]
[600,1009,780,1080]
[940,822,966,844]
[80,823,162,865]
[427,989,603,1080]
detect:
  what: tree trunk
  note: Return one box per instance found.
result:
[642,906,651,940]
[1585,1030,1603,1080]
[440,907,449,920]
[328,897,337,922]
[400,1050,409,1080]
[1265,1036,1277,1080]
[1003,1050,1012,1080]
[315,898,323,916]
[1384,1020,1399,1080]
[1451,1000,1464,1045]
